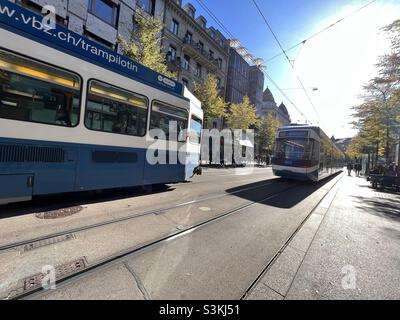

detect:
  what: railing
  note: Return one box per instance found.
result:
[166,55,182,69]
[183,37,217,63]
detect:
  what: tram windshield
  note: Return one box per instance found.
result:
[275,138,311,160]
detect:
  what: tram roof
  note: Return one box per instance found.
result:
[279,125,321,131]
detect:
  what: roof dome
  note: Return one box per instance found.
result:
[263,87,275,103]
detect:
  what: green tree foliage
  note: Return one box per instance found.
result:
[256,113,279,155]
[193,73,226,125]
[351,19,400,162]
[118,8,177,80]
[227,96,258,130]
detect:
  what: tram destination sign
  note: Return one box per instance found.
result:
[0,0,183,96]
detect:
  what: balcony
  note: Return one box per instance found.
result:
[182,37,219,72]
[166,55,182,72]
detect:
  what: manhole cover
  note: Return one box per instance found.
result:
[35,206,83,219]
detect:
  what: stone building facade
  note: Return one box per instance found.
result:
[160,0,229,96]
[258,88,291,127]
[225,47,264,116]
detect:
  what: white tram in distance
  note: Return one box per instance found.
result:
[0,0,203,205]
[272,126,344,182]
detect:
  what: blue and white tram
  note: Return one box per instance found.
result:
[272,126,344,181]
[0,0,203,205]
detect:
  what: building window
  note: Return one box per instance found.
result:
[185,31,193,43]
[196,63,202,78]
[88,0,118,27]
[168,45,177,61]
[0,49,81,127]
[197,41,204,53]
[21,0,66,25]
[183,55,190,71]
[137,0,155,15]
[217,58,223,69]
[219,39,224,47]
[217,77,221,88]
[210,30,215,39]
[209,50,214,60]
[84,30,114,49]
[171,19,179,36]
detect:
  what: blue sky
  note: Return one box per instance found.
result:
[182,0,400,138]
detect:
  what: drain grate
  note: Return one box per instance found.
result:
[21,234,76,253]
[8,257,88,298]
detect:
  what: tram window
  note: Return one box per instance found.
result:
[0,50,81,127]
[85,80,148,136]
[190,116,202,144]
[310,139,320,161]
[275,138,309,160]
[150,101,188,142]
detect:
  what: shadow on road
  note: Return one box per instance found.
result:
[226,173,341,209]
[0,184,174,219]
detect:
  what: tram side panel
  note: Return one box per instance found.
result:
[0,33,202,205]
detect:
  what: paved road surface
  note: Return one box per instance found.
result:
[0,167,343,299]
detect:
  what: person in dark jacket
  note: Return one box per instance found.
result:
[347,163,353,176]
[355,163,362,176]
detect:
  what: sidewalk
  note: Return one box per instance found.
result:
[246,173,400,300]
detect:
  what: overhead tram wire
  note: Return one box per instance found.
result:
[251,0,323,126]
[265,74,310,124]
[195,0,312,124]
[195,0,235,39]
[264,0,378,63]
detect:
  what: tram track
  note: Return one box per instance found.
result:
[241,172,345,299]
[12,181,300,300]
[0,178,283,252]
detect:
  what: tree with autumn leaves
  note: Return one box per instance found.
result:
[193,74,227,126]
[349,19,400,166]
[118,7,177,80]
[256,113,280,158]
[227,96,258,130]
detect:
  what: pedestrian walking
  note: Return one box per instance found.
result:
[355,163,361,176]
[347,163,353,176]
